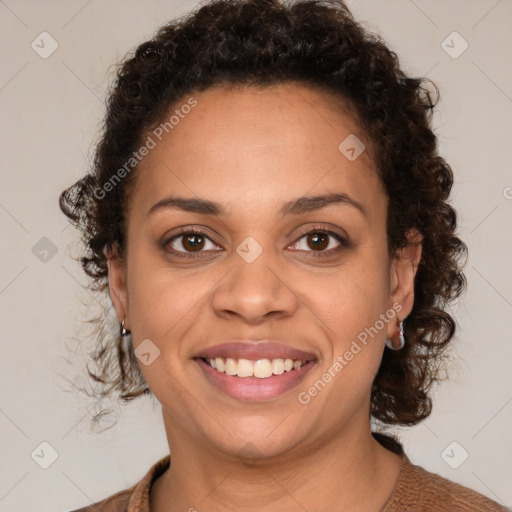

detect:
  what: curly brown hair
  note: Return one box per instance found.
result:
[59,0,467,426]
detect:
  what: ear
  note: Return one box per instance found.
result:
[104,243,129,327]
[386,229,423,340]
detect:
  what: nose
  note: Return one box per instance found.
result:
[211,247,299,325]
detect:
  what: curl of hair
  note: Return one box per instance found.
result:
[60,0,467,426]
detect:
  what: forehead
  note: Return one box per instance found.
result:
[128,82,384,221]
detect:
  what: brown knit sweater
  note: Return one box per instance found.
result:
[69,452,507,512]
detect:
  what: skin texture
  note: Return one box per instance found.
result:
[107,83,422,511]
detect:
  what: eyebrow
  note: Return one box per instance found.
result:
[281,192,366,217]
[147,192,366,218]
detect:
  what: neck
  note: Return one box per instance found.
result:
[150,412,403,512]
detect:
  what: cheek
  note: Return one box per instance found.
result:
[125,261,204,409]
[311,251,391,393]
[127,263,209,345]
[317,254,391,345]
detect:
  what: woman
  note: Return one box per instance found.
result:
[60,0,506,510]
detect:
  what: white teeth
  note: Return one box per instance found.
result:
[206,357,306,378]
[225,358,237,375]
[272,358,285,375]
[237,359,254,377]
[253,359,273,378]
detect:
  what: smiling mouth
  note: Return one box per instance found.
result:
[195,355,315,401]
[193,341,317,400]
[200,357,305,379]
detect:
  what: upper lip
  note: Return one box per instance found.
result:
[194,341,317,362]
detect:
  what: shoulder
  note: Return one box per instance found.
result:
[67,454,170,512]
[385,454,508,512]
[68,487,134,512]
[372,433,507,512]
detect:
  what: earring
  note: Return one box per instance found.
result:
[120,319,131,337]
[386,320,405,350]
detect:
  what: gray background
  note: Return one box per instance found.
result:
[1,0,511,510]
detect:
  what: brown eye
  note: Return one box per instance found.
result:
[163,229,221,257]
[289,228,349,257]
[181,233,206,252]
[306,232,330,251]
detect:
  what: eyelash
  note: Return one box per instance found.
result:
[162,226,350,260]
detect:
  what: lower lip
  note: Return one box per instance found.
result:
[195,358,315,401]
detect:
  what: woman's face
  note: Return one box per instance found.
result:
[108,83,417,460]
